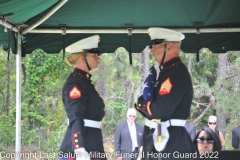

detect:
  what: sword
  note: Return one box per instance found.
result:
[150,119,162,145]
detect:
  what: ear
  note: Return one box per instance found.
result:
[167,43,174,50]
[79,54,85,62]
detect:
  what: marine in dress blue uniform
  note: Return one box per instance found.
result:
[59,35,106,160]
[135,28,196,160]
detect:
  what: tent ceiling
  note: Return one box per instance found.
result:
[1,0,240,54]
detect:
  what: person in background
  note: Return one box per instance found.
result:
[135,27,196,160]
[185,122,196,141]
[114,108,143,160]
[208,115,225,148]
[193,127,221,157]
[232,125,240,149]
[58,35,106,160]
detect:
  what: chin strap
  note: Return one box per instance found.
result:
[160,43,167,65]
[83,51,91,71]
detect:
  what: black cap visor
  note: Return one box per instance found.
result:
[148,39,165,49]
[85,48,102,55]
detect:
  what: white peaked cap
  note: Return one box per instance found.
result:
[148,27,185,42]
[66,35,100,54]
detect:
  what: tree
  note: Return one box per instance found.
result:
[92,47,144,137]
[181,49,218,126]
[216,53,228,143]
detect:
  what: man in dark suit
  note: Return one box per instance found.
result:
[232,126,240,149]
[114,108,144,160]
[185,122,196,141]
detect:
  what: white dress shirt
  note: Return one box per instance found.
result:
[127,121,138,152]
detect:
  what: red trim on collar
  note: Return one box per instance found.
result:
[74,67,90,74]
[161,56,180,65]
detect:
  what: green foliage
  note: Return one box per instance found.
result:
[41,123,67,153]
[102,101,128,137]
[182,49,218,126]
[0,114,15,146]
[190,48,218,87]
[185,49,240,149]
[22,50,64,130]
[1,45,240,153]
[93,48,143,137]
[0,48,70,150]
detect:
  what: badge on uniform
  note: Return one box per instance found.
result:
[139,132,142,136]
[69,86,81,99]
[159,77,172,95]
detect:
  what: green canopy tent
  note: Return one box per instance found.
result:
[1,0,240,159]
[1,0,240,54]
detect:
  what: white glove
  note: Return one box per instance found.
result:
[74,148,90,160]
[154,61,160,80]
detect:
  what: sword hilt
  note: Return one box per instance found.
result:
[150,119,163,144]
[149,119,161,129]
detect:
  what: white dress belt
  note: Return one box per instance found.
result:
[67,119,102,129]
[84,119,101,129]
[145,118,186,129]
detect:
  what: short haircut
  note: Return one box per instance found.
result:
[127,108,137,116]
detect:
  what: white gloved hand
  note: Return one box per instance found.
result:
[74,148,90,160]
[154,61,160,80]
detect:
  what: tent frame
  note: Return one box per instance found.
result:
[10,21,240,160]
[0,16,19,32]
[22,0,68,34]
[6,1,68,159]
[26,27,240,34]
[15,33,22,160]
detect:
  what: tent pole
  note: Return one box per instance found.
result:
[22,0,68,34]
[0,16,19,32]
[27,28,240,34]
[15,33,22,160]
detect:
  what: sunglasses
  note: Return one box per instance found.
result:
[208,122,216,125]
[129,115,136,118]
[196,137,214,144]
